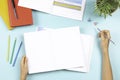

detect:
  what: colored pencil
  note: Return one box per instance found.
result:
[96,27,115,45]
[12,41,23,67]
[6,35,10,62]
[10,38,17,64]
[94,26,115,45]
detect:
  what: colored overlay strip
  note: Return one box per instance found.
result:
[65,0,82,4]
[54,1,81,11]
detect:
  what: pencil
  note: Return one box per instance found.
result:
[11,0,18,19]
[12,41,22,67]
[10,38,17,64]
[95,27,115,45]
[6,35,10,62]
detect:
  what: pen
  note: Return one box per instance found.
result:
[11,0,18,19]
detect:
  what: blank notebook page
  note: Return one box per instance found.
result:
[24,27,85,74]
[67,34,94,72]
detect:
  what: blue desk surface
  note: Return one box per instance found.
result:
[0,0,120,80]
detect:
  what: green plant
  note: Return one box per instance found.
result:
[95,0,120,18]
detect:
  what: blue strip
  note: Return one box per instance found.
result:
[65,0,82,4]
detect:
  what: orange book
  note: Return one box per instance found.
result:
[8,0,33,27]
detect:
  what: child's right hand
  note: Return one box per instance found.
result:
[99,30,111,49]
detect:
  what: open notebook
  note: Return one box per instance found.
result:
[37,27,94,72]
[24,27,85,74]
[18,0,86,20]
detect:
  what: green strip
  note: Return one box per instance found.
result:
[54,1,81,11]
[10,38,17,64]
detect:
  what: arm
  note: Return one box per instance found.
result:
[99,30,113,80]
[20,56,28,80]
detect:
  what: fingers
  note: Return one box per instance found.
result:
[21,56,25,65]
[106,30,111,39]
[24,57,28,68]
[21,56,28,67]
[99,30,111,40]
[99,31,104,40]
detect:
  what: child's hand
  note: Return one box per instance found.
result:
[99,30,113,80]
[99,30,111,49]
[20,56,28,80]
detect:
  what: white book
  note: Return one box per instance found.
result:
[24,27,85,74]
[18,0,86,21]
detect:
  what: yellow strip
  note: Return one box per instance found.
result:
[54,1,81,11]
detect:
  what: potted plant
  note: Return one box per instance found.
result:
[95,0,120,18]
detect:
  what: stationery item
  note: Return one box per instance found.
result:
[37,27,94,72]
[8,0,33,27]
[0,2,1,15]
[0,0,13,30]
[6,35,11,62]
[87,18,92,22]
[67,34,94,72]
[93,22,98,26]
[18,0,86,20]
[11,0,18,19]
[52,0,86,20]
[10,38,17,64]
[95,27,115,45]
[24,27,85,74]
[12,41,22,67]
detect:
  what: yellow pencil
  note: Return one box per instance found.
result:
[6,35,10,62]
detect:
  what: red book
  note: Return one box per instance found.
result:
[8,0,33,27]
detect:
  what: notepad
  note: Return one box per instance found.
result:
[18,0,86,20]
[24,27,85,74]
